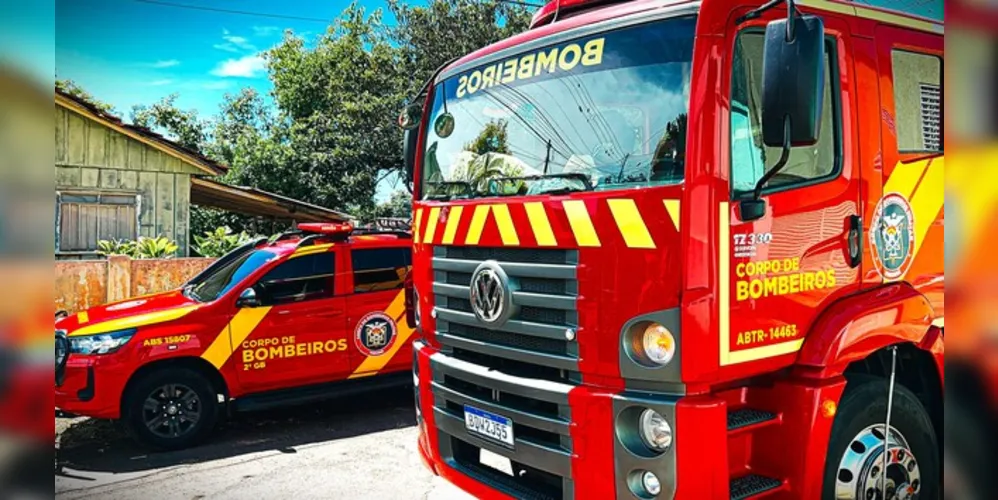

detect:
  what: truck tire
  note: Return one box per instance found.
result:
[123,368,219,451]
[822,378,939,500]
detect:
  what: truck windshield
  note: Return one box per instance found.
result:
[421,16,695,200]
[187,249,278,303]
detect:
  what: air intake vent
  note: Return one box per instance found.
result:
[919,83,941,151]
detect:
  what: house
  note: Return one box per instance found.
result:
[55,88,227,259]
[55,88,353,259]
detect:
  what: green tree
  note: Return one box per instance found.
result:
[56,79,117,115]
[464,120,510,155]
[130,94,211,152]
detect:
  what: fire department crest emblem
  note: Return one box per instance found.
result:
[354,312,398,356]
[870,192,915,281]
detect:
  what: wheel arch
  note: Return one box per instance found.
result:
[120,356,229,416]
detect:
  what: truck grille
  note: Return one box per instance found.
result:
[430,246,579,500]
[432,246,580,382]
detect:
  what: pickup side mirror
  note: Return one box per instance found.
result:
[236,287,261,308]
[740,11,825,222]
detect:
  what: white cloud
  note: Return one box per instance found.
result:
[252,25,281,37]
[214,29,256,52]
[149,59,180,68]
[146,79,175,86]
[211,55,266,78]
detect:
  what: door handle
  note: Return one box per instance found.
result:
[847,215,862,268]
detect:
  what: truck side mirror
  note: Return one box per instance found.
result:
[761,13,824,148]
[740,11,825,222]
[403,128,418,186]
[236,287,261,308]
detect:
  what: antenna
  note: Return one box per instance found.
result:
[552,0,563,23]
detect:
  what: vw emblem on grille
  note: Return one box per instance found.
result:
[469,260,513,328]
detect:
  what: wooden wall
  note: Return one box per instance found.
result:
[54,106,205,256]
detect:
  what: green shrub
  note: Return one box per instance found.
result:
[192,226,253,258]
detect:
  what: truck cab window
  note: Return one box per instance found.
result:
[891,50,942,152]
[730,31,839,195]
[255,253,336,305]
[352,247,411,293]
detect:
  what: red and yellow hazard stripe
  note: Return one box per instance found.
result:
[349,289,414,379]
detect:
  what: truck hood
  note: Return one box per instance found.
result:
[56,290,202,337]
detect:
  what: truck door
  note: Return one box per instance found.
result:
[235,250,349,393]
[344,246,413,378]
[722,18,861,369]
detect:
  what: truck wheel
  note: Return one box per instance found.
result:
[823,378,939,500]
[124,368,218,450]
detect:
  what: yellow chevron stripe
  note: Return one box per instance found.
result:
[441,206,464,245]
[383,289,407,322]
[201,306,273,370]
[884,160,928,199]
[524,202,557,246]
[465,205,490,245]
[906,157,944,275]
[349,316,415,379]
[563,200,600,247]
[290,243,334,258]
[423,207,441,244]
[492,204,520,246]
[608,199,655,249]
[412,208,423,244]
[70,305,199,337]
[663,200,681,231]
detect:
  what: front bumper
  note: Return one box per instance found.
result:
[414,341,730,500]
[54,354,130,419]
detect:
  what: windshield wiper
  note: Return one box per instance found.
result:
[182,284,203,303]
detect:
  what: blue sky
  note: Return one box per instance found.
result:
[55,0,411,199]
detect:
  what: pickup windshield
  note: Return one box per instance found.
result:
[187,249,278,303]
[421,16,695,200]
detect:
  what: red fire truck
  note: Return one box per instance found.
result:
[399,0,944,498]
[55,223,414,450]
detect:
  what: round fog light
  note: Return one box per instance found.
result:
[642,471,661,496]
[639,409,673,451]
[641,323,676,366]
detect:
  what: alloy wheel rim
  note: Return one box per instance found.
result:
[835,424,921,500]
[142,383,202,438]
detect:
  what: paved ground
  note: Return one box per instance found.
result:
[55,387,473,500]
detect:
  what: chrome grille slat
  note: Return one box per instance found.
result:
[438,333,578,371]
[431,381,571,435]
[436,308,569,340]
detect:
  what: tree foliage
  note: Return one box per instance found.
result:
[56,79,117,115]
[131,94,211,152]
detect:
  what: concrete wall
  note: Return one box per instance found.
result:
[55,106,205,256]
[55,255,216,314]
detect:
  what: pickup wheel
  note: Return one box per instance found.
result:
[823,379,939,500]
[123,368,219,450]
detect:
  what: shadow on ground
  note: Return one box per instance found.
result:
[55,385,415,477]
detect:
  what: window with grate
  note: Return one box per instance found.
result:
[892,50,943,152]
[57,193,138,253]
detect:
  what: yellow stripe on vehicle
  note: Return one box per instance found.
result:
[492,204,520,246]
[77,311,89,324]
[423,207,441,244]
[349,316,415,379]
[383,289,407,322]
[905,157,944,276]
[719,202,732,366]
[412,208,423,244]
[608,199,655,249]
[563,200,600,247]
[290,243,334,258]
[201,306,273,370]
[441,206,464,245]
[883,160,928,200]
[663,200,681,232]
[524,202,557,246]
[70,305,199,337]
[464,205,491,245]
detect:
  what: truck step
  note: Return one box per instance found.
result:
[729,474,783,500]
[727,408,777,432]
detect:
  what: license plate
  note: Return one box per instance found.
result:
[464,405,514,447]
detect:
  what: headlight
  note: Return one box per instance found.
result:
[641,470,661,496]
[627,322,676,367]
[69,328,137,355]
[638,408,673,451]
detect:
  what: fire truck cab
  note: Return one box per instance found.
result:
[401,0,943,498]
[55,223,414,450]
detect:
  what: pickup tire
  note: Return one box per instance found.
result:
[822,378,939,500]
[123,368,219,450]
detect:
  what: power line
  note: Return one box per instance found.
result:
[130,0,335,23]
[498,0,545,8]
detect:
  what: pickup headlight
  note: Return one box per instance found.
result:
[69,328,137,355]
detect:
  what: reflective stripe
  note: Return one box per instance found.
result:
[441,206,464,245]
[201,306,273,370]
[524,202,557,246]
[608,199,655,249]
[563,200,600,247]
[464,205,491,245]
[492,204,520,246]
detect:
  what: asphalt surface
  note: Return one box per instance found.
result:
[55,387,473,500]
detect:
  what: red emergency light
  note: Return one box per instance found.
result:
[530,0,626,28]
[297,222,354,235]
